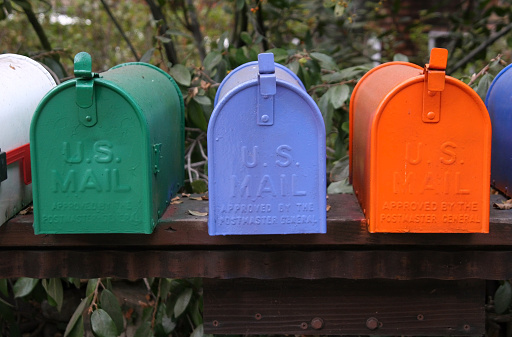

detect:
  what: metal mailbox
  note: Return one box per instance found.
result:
[208,53,326,235]
[350,48,491,233]
[31,52,184,234]
[0,54,57,226]
[485,64,512,197]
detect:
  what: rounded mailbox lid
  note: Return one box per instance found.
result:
[208,53,326,235]
[485,64,512,197]
[214,59,305,105]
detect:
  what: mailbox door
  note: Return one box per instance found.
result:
[31,82,152,234]
[208,81,326,235]
[371,77,491,233]
[0,54,56,225]
[485,64,512,197]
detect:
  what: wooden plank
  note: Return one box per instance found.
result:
[2,194,512,249]
[3,249,512,280]
[203,278,485,336]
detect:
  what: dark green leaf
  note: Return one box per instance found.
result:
[287,60,299,75]
[236,0,245,11]
[91,309,119,337]
[187,100,208,131]
[64,295,92,337]
[13,278,38,298]
[240,31,252,45]
[193,95,211,106]
[266,48,288,63]
[203,51,222,72]
[174,288,193,317]
[67,315,84,337]
[327,84,350,109]
[169,64,191,87]
[100,289,124,333]
[134,321,152,337]
[475,73,493,101]
[140,48,155,63]
[42,278,63,312]
[0,279,8,297]
[495,281,512,314]
[86,279,98,297]
[318,94,333,133]
[160,279,172,300]
[310,52,337,70]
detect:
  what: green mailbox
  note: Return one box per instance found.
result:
[31,52,184,234]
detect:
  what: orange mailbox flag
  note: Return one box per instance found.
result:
[350,48,491,233]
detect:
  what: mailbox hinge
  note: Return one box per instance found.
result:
[422,48,448,123]
[257,53,276,126]
[153,143,162,175]
[74,52,99,127]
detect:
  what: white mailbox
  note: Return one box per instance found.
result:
[0,54,57,225]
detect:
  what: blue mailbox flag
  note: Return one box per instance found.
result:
[208,53,326,235]
[486,64,512,197]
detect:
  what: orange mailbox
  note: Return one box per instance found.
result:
[349,48,491,233]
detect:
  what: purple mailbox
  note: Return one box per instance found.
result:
[207,53,326,235]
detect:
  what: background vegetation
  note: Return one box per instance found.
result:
[1,0,512,336]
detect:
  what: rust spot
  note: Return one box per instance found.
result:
[212,320,219,327]
[9,64,15,70]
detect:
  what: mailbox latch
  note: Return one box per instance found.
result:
[422,48,447,123]
[257,53,276,126]
[75,52,99,127]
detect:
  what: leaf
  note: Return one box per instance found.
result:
[287,60,300,74]
[187,100,208,131]
[495,281,512,314]
[190,324,204,337]
[64,295,92,337]
[191,180,207,194]
[203,51,222,72]
[393,53,409,62]
[334,3,345,16]
[188,210,208,217]
[174,288,193,317]
[42,278,64,312]
[310,52,337,70]
[475,73,493,101]
[327,84,350,109]
[100,289,124,333]
[240,31,252,45]
[266,48,288,63]
[140,48,155,63]
[236,0,245,11]
[493,202,512,210]
[156,35,172,43]
[91,309,119,337]
[67,315,84,337]
[13,278,38,298]
[193,95,212,106]
[318,93,333,133]
[169,64,191,87]
[0,279,8,297]
[327,179,354,194]
[134,321,152,337]
[86,279,98,297]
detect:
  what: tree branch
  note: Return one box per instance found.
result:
[100,0,139,60]
[144,0,179,64]
[21,1,51,51]
[447,22,512,74]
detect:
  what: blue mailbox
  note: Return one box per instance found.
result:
[207,53,326,235]
[486,64,512,197]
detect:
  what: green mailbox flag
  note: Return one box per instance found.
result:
[31,52,184,234]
